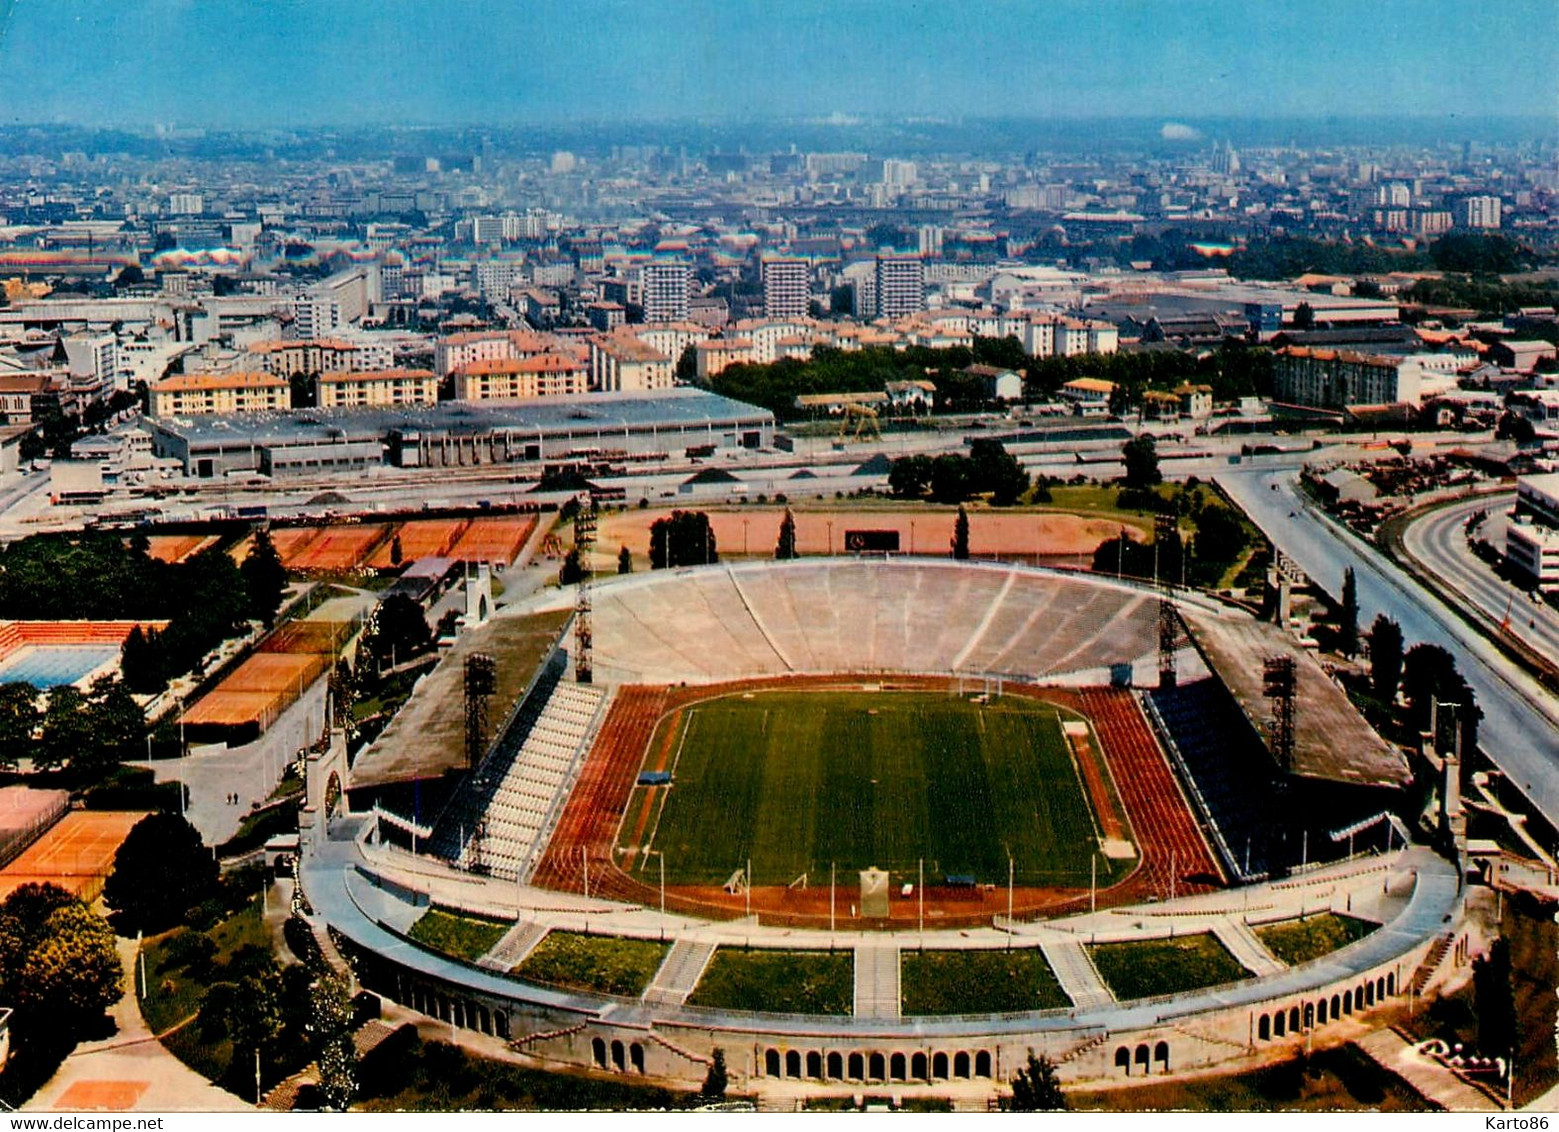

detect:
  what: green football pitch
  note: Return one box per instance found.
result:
[623,690,1125,888]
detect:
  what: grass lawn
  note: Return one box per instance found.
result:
[406,909,510,963]
[1072,1044,1431,1113]
[356,1038,685,1111]
[686,948,853,1015]
[512,932,669,998]
[1256,914,1379,967]
[901,948,1072,1015]
[139,893,270,1084]
[1088,933,1252,1000]
[636,691,1116,888]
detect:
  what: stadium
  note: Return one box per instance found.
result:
[303,556,1461,1101]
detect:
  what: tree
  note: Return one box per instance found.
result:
[888,454,934,499]
[369,594,432,669]
[675,343,698,384]
[36,686,90,773]
[1293,301,1316,330]
[0,682,39,771]
[775,509,798,560]
[969,439,1029,507]
[649,511,718,569]
[1338,566,1360,657]
[929,453,973,505]
[0,885,122,1037]
[240,528,288,626]
[617,545,633,574]
[1473,936,1516,1060]
[80,676,145,778]
[15,902,124,1029]
[1122,435,1162,490]
[1009,1051,1068,1112]
[1402,642,1481,751]
[0,882,76,989]
[1368,615,1404,703]
[558,548,585,585]
[389,534,404,567]
[308,972,357,1110]
[102,812,219,933]
[699,1047,728,1103]
[951,505,970,560]
[120,625,166,694]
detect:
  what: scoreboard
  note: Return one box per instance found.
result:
[844,529,900,553]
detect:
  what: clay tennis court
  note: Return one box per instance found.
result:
[267,526,326,564]
[286,523,391,571]
[446,514,536,564]
[596,508,1140,562]
[259,619,352,655]
[364,518,471,568]
[180,651,330,732]
[143,534,218,564]
[54,1081,150,1111]
[0,810,145,902]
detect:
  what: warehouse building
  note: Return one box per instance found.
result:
[144,389,775,477]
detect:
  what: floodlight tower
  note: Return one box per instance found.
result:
[1155,514,1179,690]
[574,496,597,684]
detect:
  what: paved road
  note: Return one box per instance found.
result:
[1400,492,1559,665]
[1217,467,1559,824]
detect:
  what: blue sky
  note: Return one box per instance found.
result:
[0,0,1552,127]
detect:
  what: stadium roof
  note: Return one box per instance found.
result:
[350,608,572,789]
[1183,613,1409,789]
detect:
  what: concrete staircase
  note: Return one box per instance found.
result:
[1040,939,1114,1010]
[509,1020,587,1052]
[853,944,901,1019]
[643,938,717,1006]
[1212,918,1286,978]
[478,920,549,972]
[1410,932,1456,996]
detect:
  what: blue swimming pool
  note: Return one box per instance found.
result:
[0,646,118,689]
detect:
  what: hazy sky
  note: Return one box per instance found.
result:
[0,0,1553,128]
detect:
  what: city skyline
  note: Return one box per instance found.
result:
[0,0,1554,129]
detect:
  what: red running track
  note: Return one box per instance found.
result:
[533,679,1224,923]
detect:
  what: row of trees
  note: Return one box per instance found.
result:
[887,440,1029,506]
[1363,614,1481,750]
[0,527,291,696]
[0,675,146,779]
[705,339,1277,420]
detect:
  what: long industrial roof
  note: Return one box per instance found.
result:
[146,387,774,445]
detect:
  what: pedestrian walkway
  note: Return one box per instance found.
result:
[1040,939,1114,1010]
[644,939,717,1006]
[23,938,246,1113]
[853,944,900,1019]
[1356,1029,1501,1112]
[1212,918,1286,978]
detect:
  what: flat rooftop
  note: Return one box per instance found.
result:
[1183,611,1410,789]
[350,607,571,789]
[148,387,775,445]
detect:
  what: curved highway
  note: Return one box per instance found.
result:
[1399,492,1559,667]
[1216,466,1559,824]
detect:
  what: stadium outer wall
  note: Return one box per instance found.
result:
[320,830,1457,1095]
